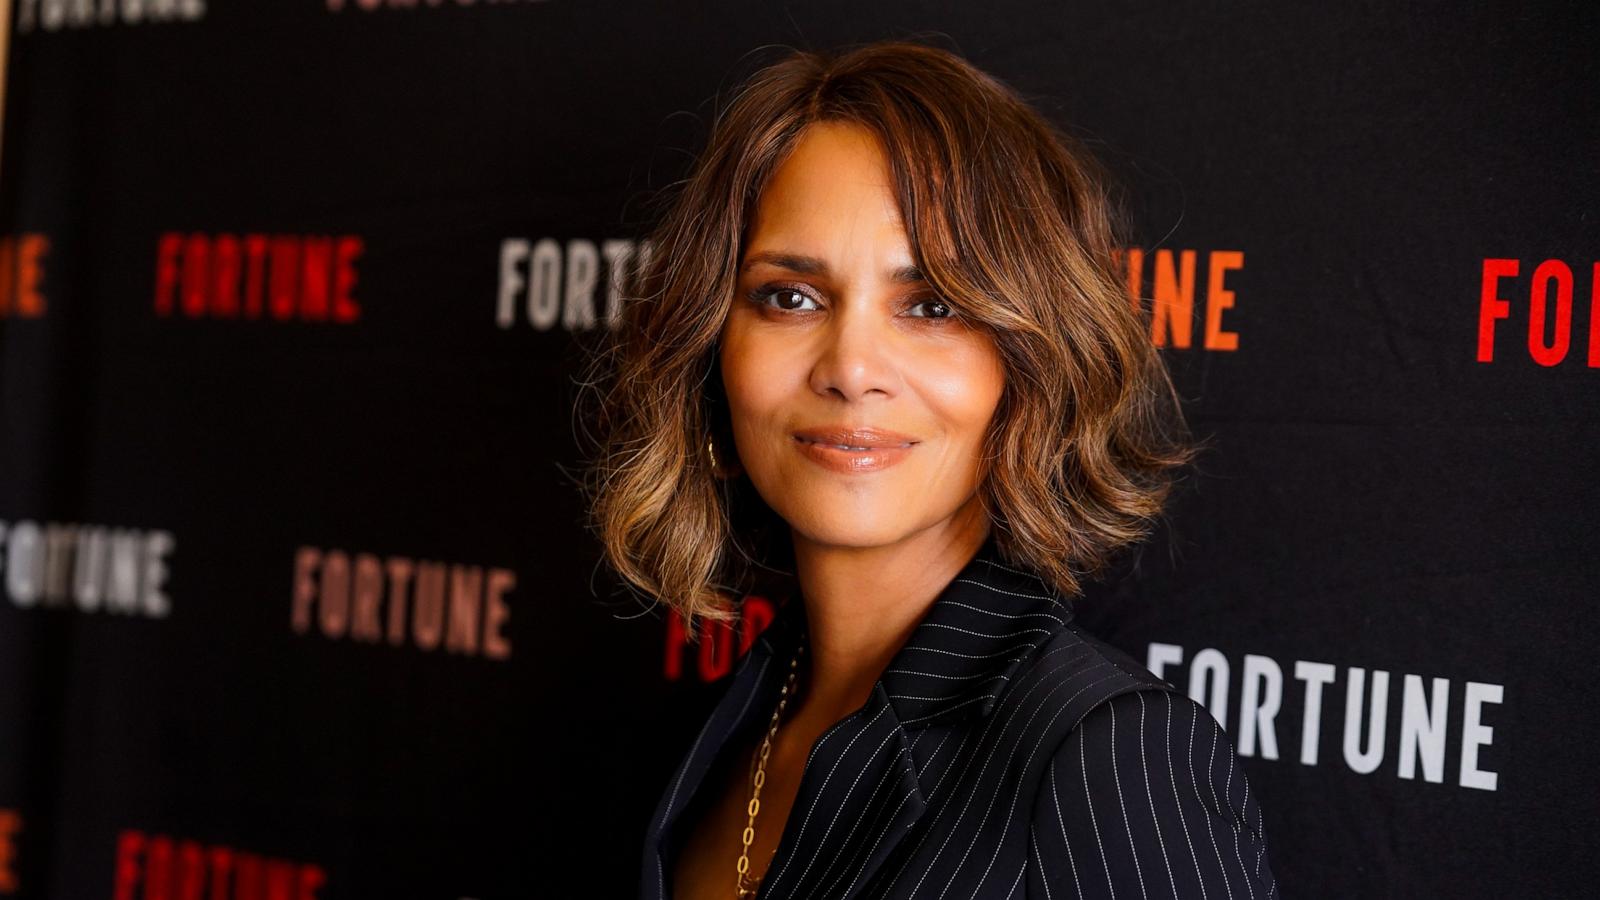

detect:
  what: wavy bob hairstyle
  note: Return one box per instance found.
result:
[579,39,1197,631]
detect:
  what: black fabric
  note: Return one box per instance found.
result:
[641,540,1278,899]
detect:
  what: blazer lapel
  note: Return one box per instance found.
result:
[639,594,806,900]
[641,535,1073,900]
[755,679,926,900]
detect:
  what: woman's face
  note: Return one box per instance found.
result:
[719,120,1006,552]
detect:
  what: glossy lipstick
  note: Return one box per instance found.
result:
[792,427,917,474]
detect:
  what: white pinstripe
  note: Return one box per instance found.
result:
[1081,719,1118,900]
[890,690,1005,703]
[885,665,1018,682]
[919,621,1055,641]
[1197,712,1236,900]
[1048,765,1083,900]
[976,557,1051,584]
[1136,692,1177,899]
[1220,742,1257,900]
[1164,692,1208,900]
[1003,860,1026,899]
[1109,701,1151,900]
[1251,776,1270,885]
[896,641,1045,662]
[942,599,1065,625]
[951,577,1056,602]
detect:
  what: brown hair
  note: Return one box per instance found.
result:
[578,39,1198,632]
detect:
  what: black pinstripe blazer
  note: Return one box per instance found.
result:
[640,537,1279,900]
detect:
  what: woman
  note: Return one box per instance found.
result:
[581,40,1278,900]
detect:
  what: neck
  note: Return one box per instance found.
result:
[789,497,992,728]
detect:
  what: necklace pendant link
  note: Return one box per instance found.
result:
[733,628,806,897]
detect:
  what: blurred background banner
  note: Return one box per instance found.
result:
[1,2,1596,897]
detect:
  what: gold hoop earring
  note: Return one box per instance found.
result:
[707,434,740,479]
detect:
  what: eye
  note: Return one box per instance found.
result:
[747,285,822,312]
[905,297,956,319]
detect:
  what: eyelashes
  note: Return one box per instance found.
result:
[746,285,821,312]
[745,283,958,321]
[908,298,955,319]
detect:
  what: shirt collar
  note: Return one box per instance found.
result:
[754,534,1075,729]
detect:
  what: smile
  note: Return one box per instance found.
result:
[791,428,918,474]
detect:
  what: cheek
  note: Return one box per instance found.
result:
[921,340,1006,444]
[718,318,792,440]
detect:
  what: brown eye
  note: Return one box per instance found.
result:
[906,297,955,319]
[748,285,822,312]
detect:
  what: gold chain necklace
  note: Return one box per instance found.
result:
[735,629,806,898]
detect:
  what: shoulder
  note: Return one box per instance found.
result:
[1009,619,1243,819]
[996,616,1179,741]
[1021,635,1282,900]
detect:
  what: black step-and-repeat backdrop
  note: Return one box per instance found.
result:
[2,2,1596,898]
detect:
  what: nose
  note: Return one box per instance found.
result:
[807,299,903,402]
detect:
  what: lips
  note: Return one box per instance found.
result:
[791,427,918,474]
[792,427,919,450]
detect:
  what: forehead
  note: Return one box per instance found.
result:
[744,121,908,253]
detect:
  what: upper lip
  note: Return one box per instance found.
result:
[792,426,919,448]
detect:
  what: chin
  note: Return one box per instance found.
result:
[783,505,922,550]
[749,465,945,548]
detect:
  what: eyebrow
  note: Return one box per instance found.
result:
[740,251,926,284]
